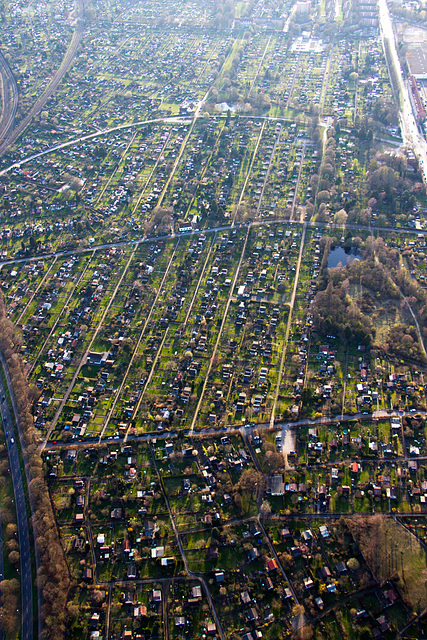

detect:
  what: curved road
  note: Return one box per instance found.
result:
[0,50,18,148]
[0,0,85,157]
[0,363,33,639]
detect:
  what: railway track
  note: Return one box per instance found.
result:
[0,0,85,157]
[0,49,19,147]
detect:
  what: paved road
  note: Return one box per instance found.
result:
[1,215,423,274]
[40,407,425,453]
[0,50,18,147]
[0,374,33,639]
[0,498,4,640]
[379,0,427,183]
[0,0,85,158]
[0,115,192,178]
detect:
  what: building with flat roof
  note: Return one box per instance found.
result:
[407,44,427,80]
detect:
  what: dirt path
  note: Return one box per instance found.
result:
[232,120,266,225]
[28,250,95,376]
[189,226,251,432]
[41,245,137,448]
[98,239,181,441]
[13,256,57,325]
[149,442,226,640]
[270,223,308,429]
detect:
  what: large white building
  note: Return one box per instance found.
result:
[407,44,427,80]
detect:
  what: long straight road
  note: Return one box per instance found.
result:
[378,0,427,182]
[0,366,33,639]
[270,222,307,429]
[0,498,4,640]
[0,217,426,273]
[99,238,181,441]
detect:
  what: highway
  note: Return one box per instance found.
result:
[0,498,4,640]
[0,370,33,639]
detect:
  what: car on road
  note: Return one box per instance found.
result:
[10,438,14,444]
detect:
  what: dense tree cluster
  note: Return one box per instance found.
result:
[212,0,235,28]
[312,237,427,356]
[383,324,424,361]
[363,151,419,221]
[311,279,374,345]
[0,295,70,639]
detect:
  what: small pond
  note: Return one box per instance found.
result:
[328,246,360,269]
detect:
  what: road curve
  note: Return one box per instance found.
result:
[0,0,85,158]
[0,50,18,147]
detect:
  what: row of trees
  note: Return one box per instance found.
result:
[0,294,71,639]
